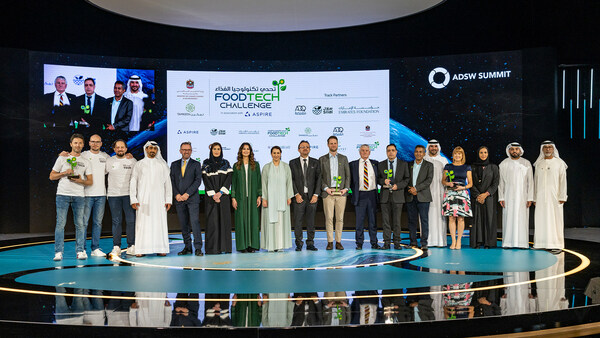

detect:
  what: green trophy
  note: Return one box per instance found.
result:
[383,169,393,189]
[333,175,343,196]
[445,170,462,190]
[66,157,80,179]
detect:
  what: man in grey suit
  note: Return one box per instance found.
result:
[170,142,203,256]
[106,81,133,132]
[377,144,410,250]
[319,136,350,250]
[290,140,321,251]
[406,145,434,250]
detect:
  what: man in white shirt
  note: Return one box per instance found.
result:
[60,134,110,256]
[81,134,110,256]
[106,139,137,256]
[49,134,93,261]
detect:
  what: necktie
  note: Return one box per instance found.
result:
[303,158,308,188]
[363,160,369,190]
[181,160,187,177]
[389,160,395,179]
[364,305,370,324]
[59,94,64,106]
[87,96,92,113]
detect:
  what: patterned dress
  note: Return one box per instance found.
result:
[442,164,473,217]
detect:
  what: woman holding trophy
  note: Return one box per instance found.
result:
[442,146,473,250]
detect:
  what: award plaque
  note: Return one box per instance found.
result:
[66,157,80,179]
[332,175,343,196]
[383,169,393,189]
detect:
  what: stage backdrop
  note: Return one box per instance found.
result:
[167,70,390,181]
[27,50,523,232]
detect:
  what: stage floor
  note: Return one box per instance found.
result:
[0,230,596,333]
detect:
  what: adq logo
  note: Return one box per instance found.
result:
[428,67,450,89]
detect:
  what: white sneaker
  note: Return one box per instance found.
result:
[91,248,106,257]
[126,245,135,256]
[111,246,122,256]
[77,251,88,260]
[53,252,63,261]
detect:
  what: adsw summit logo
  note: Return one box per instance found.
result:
[428,67,512,89]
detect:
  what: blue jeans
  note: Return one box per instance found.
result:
[108,196,136,247]
[55,195,86,254]
[84,196,106,251]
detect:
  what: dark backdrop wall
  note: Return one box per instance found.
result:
[1,0,599,233]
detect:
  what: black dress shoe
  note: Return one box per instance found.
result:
[195,249,204,256]
[382,244,391,250]
[393,243,403,250]
[421,246,428,252]
[306,245,318,251]
[335,242,344,250]
[178,248,192,255]
[356,244,363,250]
[326,242,334,250]
[372,244,383,250]
[295,247,302,251]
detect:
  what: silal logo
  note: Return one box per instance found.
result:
[429,67,512,89]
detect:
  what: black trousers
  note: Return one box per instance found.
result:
[292,193,317,247]
[381,200,403,244]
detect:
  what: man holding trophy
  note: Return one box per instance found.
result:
[377,144,410,250]
[49,134,93,261]
[319,136,350,250]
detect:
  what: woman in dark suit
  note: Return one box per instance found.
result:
[470,146,499,248]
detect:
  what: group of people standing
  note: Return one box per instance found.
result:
[49,133,568,261]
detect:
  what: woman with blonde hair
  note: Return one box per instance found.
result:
[442,146,473,249]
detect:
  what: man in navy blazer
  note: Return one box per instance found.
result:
[349,144,380,250]
[106,81,133,132]
[170,142,203,256]
[406,145,434,250]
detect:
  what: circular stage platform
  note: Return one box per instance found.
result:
[0,231,598,337]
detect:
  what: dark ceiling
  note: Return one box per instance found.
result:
[1,0,599,63]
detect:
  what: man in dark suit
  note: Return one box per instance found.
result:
[406,145,434,250]
[106,81,133,132]
[73,78,109,133]
[319,136,350,250]
[377,144,410,250]
[170,141,203,256]
[290,140,321,251]
[349,144,380,250]
[43,75,76,128]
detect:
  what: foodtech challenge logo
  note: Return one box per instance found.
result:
[214,79,287,108]
[428,67,512,89]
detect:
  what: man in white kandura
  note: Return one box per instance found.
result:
[533,141,568,254]
[498,142,534,249]
[124,75,148,132]
[130,141,172,256]
[423,139,449,247]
